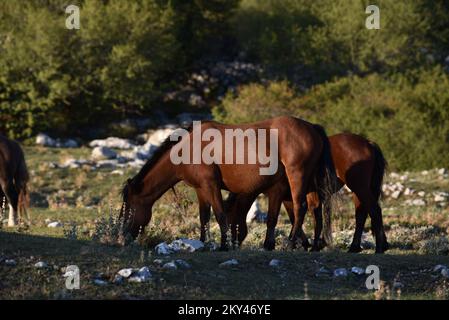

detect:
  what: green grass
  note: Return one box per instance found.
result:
[1,146,449,299]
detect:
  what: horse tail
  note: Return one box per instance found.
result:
[369,141,388,203]
[312,124,337,246]
[16,153,30,224]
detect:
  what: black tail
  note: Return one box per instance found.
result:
[313,124,337,245]
[369,141,388,203]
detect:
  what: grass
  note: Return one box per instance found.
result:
[1,146,449,299]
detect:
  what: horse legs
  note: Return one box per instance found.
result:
[199,184,228,250]
[348,193,368,253]
[263,193,283,251]
[370,202,389,253]
[283,200,310,250]
[1,178,19,227]
[227,193,252,247]
[197,194,211,243]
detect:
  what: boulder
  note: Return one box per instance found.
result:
[89,137,136,150]
[91,146,117,160]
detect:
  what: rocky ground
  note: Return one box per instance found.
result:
[1,130,449,299]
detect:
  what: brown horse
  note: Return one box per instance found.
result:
[121,116,335,250]
[0,134,30,226]
[225,133,389,253]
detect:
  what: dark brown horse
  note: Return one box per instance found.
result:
[225,133,389,253]
[121,116,335,250]
[0,134,30,226]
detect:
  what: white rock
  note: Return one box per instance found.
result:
[128,266,152,283]
[146,128,175,147]
[36,133,55,147]
[155,242,172,255]
[89,137,135,150]
[219,259,239,267]
[93,279,108,286]
[412,199,426,206]
[404,188,414,196]
[246,200,266,223]
[389,172,400,179]
[169,238,204,253]
[34,261,48,268]
[433,264,446,272]
[391,190,401,199]
[47,221,63,228]
[421,170,429,176]
[162,261,178,270]
[111,170,124,176]
[418,191,426,197]
[333,268,348,277]
[5,259,17,266]
[91,146,117,160]
[153,259,164,265]
[175,259,191,269]
[113,275,125,285]
[442,268,449,278]
[268,259,281,268]
[350,267,365,275]
[117,268,134,278]
[434,194,446,202]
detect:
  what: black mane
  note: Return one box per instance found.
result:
[121,124,192,199]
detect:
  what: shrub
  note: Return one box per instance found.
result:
[213,67,449,170]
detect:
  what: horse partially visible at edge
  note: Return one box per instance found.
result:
[0,134,30,226]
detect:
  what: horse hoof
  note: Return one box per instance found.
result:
[263,241,275,251]
[348,245,363,253]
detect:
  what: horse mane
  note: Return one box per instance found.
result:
[121,124,193,199]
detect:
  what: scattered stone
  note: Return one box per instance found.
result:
[333,268,348,277]
[34,261,48,268]
[128,267,152,283]
[175,259,191,269]
[36,133,78,148]
[5,259,17,266]
[117,268,134,278]
[153,259,164,266]
[433,264,447,273]
[91,146,117,160]
[391,190,401,199]
[89,137,135,150]
[350,267,365,275]
[146,128,176,146]
[404,188,414,196]
[438,168,447,175]
[162,261,178,270]
[113,275,125,285]
[111,169,124,176]
[315,266,332,277]
[155,242,172,255]
[219,259,239,267]
[268,259,281,268]
[169,238,204,253]
[418,191,426,197]
[442,268,449,278]
[412,199,426,206]
[93,279,108,286]
[47,221,63,228]
[421,170,429,176]
[246,200,267,223]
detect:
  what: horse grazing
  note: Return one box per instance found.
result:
[121,116,335,250]
[0,134,30,226]
[225,133,389,254]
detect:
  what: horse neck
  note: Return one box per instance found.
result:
[140,153,180,206]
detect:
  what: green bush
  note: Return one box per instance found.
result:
[213,68,449,170]
[232,0,433,82]
[0,0,178,138]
